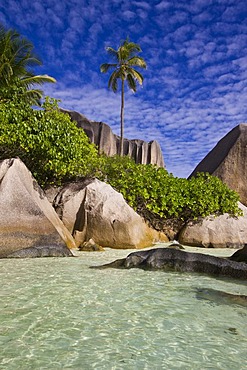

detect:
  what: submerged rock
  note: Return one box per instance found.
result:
[92,247,247,280]
[195,287,247,307]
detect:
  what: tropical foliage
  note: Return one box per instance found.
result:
[100,38,146,156]
[98,155,242,223]
[0,96,98,185]
[0,24,55,105]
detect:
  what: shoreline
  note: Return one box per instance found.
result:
[71,242,237,259]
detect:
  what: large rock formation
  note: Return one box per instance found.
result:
[0,158,76,258]
[91,247,247,280]
[178,202,247,248]
[189,124,247,206]
[61,109,165,167]
[53,178,168,249]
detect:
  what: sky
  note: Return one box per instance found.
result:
[1,0,247,178]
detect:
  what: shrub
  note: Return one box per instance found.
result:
[98,155,242,222]
[0,96,99,185]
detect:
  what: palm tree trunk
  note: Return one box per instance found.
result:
[120,78,124,156]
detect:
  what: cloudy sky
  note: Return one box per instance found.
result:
[1,0,246,177]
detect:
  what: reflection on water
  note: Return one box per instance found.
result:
[0,247,246,369]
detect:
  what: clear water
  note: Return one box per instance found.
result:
[0,246,246,370]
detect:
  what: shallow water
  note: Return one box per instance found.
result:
[0,246,246,370]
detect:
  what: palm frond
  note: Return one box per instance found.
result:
[126,74,137,92]
[108,70,121,92]
[0,62,13,86]
[129,69,144,85]
[120,39,142,59]
[22,88,43,106]
[20,75,56,88]
[128,56,147,69]
[106,47,119,61]
[100,63,118,73]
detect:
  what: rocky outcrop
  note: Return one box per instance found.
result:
[61,109,165,167]
[53,178,168,249]
[91,247,247,280]
[189,124,247,206]
[0,158,76,258]
[178,202,247,248]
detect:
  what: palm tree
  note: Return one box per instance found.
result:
[100,38,147,156]
[0,25,56,105]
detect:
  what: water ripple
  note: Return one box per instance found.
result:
[0,250,246,369]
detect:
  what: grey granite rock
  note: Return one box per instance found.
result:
[61,108,165,167]
[92,247,247,280]
[189,123,247,206]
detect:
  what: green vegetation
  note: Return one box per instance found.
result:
[100,38,147,156]
[0,96,98,185]
[98,155,242,223]
[0,24,55,105]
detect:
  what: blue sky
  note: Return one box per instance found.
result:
[1,0,247,177]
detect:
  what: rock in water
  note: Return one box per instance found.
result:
[92,247,247,280]
[229,244,247,263]
[195,288,247,307]
[179,202,247,248]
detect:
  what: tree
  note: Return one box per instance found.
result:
[100,38,147,156]
[0,24,55,105]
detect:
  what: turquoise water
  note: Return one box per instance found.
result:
[0,247,246,370]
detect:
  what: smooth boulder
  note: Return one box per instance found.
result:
[0,158,76,258]
[53,178,168,249]
[179,202,247,248]
[93,247,247,280]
